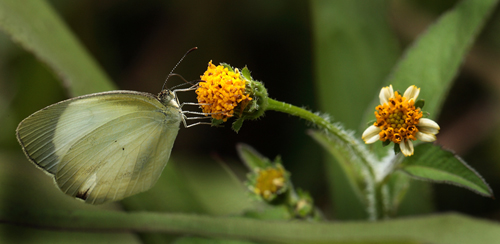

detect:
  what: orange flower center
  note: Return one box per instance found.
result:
[196,61,252,121]
[374,92,423,143]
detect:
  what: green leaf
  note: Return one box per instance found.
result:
[211,119,224,126]
[231,117,244,133]
[363,0,498,127]
[311,0,400,130]
[382,140,391,147]
[220,63,234,72]
[382,171,411,217]
[310,0,400,220]
[236,143,270,170]
[399,143,493,197]
[414,99,425,109]
[307,129,374,219]
[241,66,252,81]
[393,143,401,155]
[360,0,497,216]
[0,0,115,96]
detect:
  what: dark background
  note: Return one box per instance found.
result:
[1,0,500,221]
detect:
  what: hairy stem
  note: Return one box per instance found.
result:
[266,98,382,219]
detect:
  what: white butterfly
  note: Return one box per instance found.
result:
[16,88,199,204]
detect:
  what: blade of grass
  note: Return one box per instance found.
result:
[310,0,400,220]
[0,0,115,96]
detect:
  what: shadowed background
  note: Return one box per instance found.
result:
[1,0,500,242]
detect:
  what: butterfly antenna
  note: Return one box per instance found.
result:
[169,74,201,90]
[161,47,198,91]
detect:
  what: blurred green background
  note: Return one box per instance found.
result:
[1,0,500,241]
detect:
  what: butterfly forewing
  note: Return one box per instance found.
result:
[16,91,181,204]
[16,102,68,174]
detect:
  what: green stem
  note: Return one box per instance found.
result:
[266,98,373,174]
[2,210,498,243]
[266,98,382,219]
[267,98,353,147]
[375,183,388,219]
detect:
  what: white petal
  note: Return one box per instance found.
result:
[403,85,420,102]
[400,140,414,156]
[417,118,440,134]
[418,126,439,135]
[416,131,436,142]
[379,85,394,105]
[362,125,381,144]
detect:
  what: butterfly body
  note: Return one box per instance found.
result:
[17,90,182,204]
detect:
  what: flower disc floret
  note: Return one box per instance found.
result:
[362,85,440,157]
[196,61,252,121]
[253,166,286,200]
[375,91,422,143]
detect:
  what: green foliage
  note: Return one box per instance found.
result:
[1,0,500,243]
[382,171,411,217]
[310,0,401,220]
[399,143,493,197]
[237,143,269,170]
[375,0,498,122]
[2,210,500,244]
[241,66,252,81]
[308,130,374,216]
[221,63,269,133]
[0,0,115,96]
[237,143,319,219]
[310,0,498,220]
[365,0,497,159]
[233,73,269,132]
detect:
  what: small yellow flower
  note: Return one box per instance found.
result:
[253,165,286,201]
[196,61,252,122]
[362,85,440,156]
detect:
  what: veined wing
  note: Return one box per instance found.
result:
[56,110,179,204]
[16,91,181,204]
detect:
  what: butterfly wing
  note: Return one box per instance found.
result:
[17,91,181,204]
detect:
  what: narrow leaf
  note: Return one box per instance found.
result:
[382,171,411,217]
[308,129,374,218]
[0,0,115,96]
[311,0,400,130]
[359,0,498,215]
[236,143,269,170]
[241,66,252,81]
[363,0,498,127]
[399,143,493,197]
[310,0,400,220]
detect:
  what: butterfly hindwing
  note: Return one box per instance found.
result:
[56,111,177,204]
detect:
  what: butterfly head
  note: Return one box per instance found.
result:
[158,89,179,108]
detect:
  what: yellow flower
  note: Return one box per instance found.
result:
[253,165,286,201]
[196,61,252,122]
[362,85,440,156]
